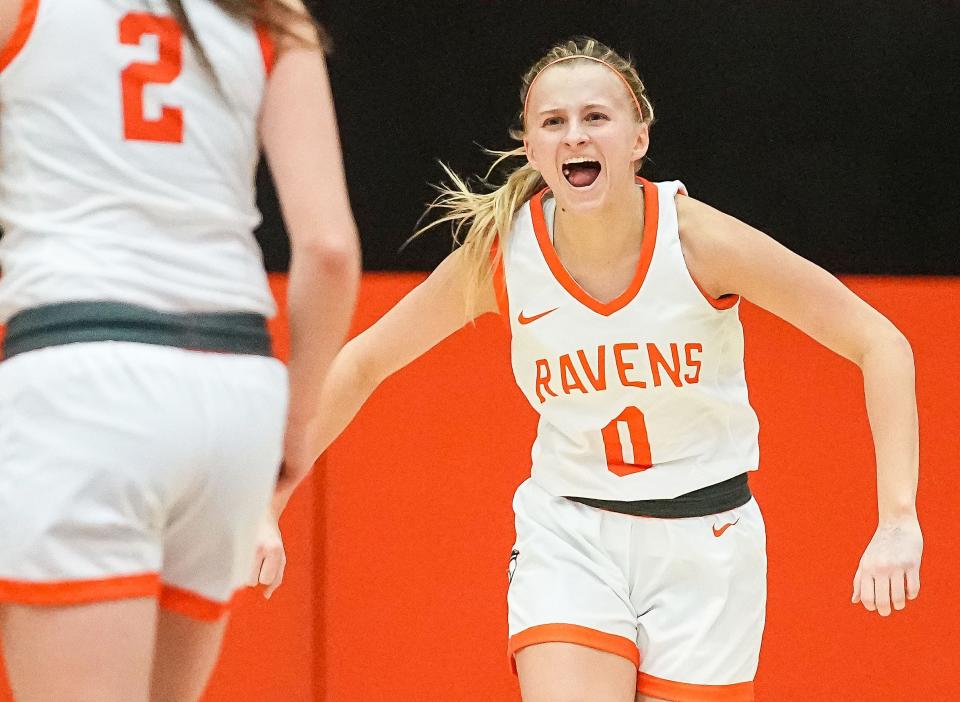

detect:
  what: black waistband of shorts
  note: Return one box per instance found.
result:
[565,472,751,518]
[2,301,273,360]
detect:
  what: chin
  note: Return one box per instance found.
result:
[554,177,608,212]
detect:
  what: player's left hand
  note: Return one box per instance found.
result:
[852,515,922,616]
[248,511,286,599]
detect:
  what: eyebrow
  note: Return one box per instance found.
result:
[536,102,614,116]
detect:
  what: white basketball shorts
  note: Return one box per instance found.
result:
[0,341,287,620]
[507,478,766,701]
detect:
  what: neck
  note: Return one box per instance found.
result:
[553,179,645,264]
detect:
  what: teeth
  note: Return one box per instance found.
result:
[563,157,597,165]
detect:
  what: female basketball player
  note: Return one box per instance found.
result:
[256,38,921,702]
[0,1,360,701]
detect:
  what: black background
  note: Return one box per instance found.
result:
[255,1,960,275]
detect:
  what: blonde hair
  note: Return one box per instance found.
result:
[419,37,655,317]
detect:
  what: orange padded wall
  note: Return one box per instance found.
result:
[317,274,958,702]
[2,275,957,701]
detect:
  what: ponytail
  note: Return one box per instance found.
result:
[418,148,544,318]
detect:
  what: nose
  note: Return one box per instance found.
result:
[562,119,589,147]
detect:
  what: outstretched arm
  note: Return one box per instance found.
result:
[678,195,921,617]
[273,246,499,513]
[251,247,499,596]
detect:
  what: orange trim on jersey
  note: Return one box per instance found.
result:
[0,0,40,72]
[691,276,740,310]
[637,673,754,702]
[530,177,659,317]
[0,573,160,606]
[490,236,509,318]
[159,584,235,621]
[508,623,640,671]
[255,23,276,76]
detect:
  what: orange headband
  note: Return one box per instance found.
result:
[522,55,644,128]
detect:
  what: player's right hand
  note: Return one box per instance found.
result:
[248,511,287,599]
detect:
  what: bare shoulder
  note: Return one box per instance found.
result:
[265,0,322,52]
[676,192,820,301]
[675,193,900,363]
[675,193,747,299]
[0,0,25,53]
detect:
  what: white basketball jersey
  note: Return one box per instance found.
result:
[500,179,760,500]
[0,0,276,322]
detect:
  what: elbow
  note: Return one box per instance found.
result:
[882,326,913,359]
[860,324,913,369]
[295,230,361,278]
[344,335,384,397]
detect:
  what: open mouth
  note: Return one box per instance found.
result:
[562,159,602,188]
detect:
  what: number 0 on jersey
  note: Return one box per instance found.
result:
[601,406,652,476]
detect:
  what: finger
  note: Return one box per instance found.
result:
[906,567,921,600]
[264,555,287,599]
[874,575,892,617]
[247,551,265,588]
[852,568,862,604]
[891,570,907,611]
[259,550,281,586]
[859,575,877,612]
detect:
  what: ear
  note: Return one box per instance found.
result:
[524,138,539,170]
[631,122,650,162]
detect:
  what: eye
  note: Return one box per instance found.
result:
[541,115,563,127]
[586,112,610,122]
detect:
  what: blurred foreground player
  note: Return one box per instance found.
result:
[0,1,359,700]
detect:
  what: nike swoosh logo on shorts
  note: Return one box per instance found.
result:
[517,307,558,325]
[712,518,740,537]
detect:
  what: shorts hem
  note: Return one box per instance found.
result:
[159,584,237,622]
[0,572,160,606]
[637,673,754,701]
[508,623,640,672]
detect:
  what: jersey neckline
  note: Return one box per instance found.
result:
[529,177,659,317]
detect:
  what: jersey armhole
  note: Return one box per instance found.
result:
[691,273,740,310]
[0,0,39,73]
[675,189,740,311]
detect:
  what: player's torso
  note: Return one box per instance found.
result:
[502,179,759,500]
[0,0,275,319]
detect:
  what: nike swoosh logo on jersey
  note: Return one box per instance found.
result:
[712,518,740,537]
[517,307,559,325]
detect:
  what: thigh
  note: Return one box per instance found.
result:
[516,642,637,702]
[631,499,766,702]
[0,598,157,702]
[150,609,228,702]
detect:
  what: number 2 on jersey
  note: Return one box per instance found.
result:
[601,406,652,476]
[119,13,183,143]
